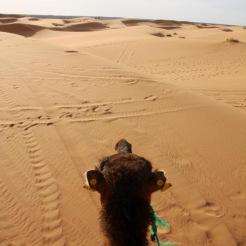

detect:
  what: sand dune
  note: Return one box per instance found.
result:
[52,22,108,32]
[0,17,108,37]
[122,18,189,27]
[0,17,18,24]
[0,22,107,37]
[0,23,45,37]
[0,15,246,246]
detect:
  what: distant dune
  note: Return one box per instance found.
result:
[0,16,108,37]
[0,17,18,24]
[52,22,108,32]
[0,23,44,37]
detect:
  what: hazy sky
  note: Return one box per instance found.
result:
[1,0,246,25]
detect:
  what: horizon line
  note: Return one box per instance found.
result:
[0,12,243,27]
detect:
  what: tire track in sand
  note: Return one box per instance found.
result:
[0,85,66,246]
[22,128,66,246]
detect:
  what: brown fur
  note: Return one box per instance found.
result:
[99,140,163,245]
[87,139,166,246]
[99,154,152,246]
[114,139,132,154]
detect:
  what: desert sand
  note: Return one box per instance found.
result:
[0,15,246,246]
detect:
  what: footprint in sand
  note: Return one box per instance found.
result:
[91,105,100,112]
[200,202,224,218]
[60,112,73,118]
[144,95,158,101]
[124,79,138,85]
[102,106,112,115]
[13,84,19,89]
[65,50,79,53]
[80,107,90,112]
[81,99,89,104]
[91,105,112,114]
[37,115,51,120]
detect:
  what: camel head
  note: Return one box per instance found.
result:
[83,139,167,202]
[83,139,170,246]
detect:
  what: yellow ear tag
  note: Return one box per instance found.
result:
[157,179,164,187]
[89,178,97,186]
[162,183,172,192]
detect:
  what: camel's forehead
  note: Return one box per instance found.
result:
[100,153,152,172]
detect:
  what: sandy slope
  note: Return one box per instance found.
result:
[0,16,246,246]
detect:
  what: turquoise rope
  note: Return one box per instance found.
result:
[150,206,177,246]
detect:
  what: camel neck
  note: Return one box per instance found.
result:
[101,198,151,246]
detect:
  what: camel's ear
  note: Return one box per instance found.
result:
[148,170,167,193]
[83,170,105,193]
